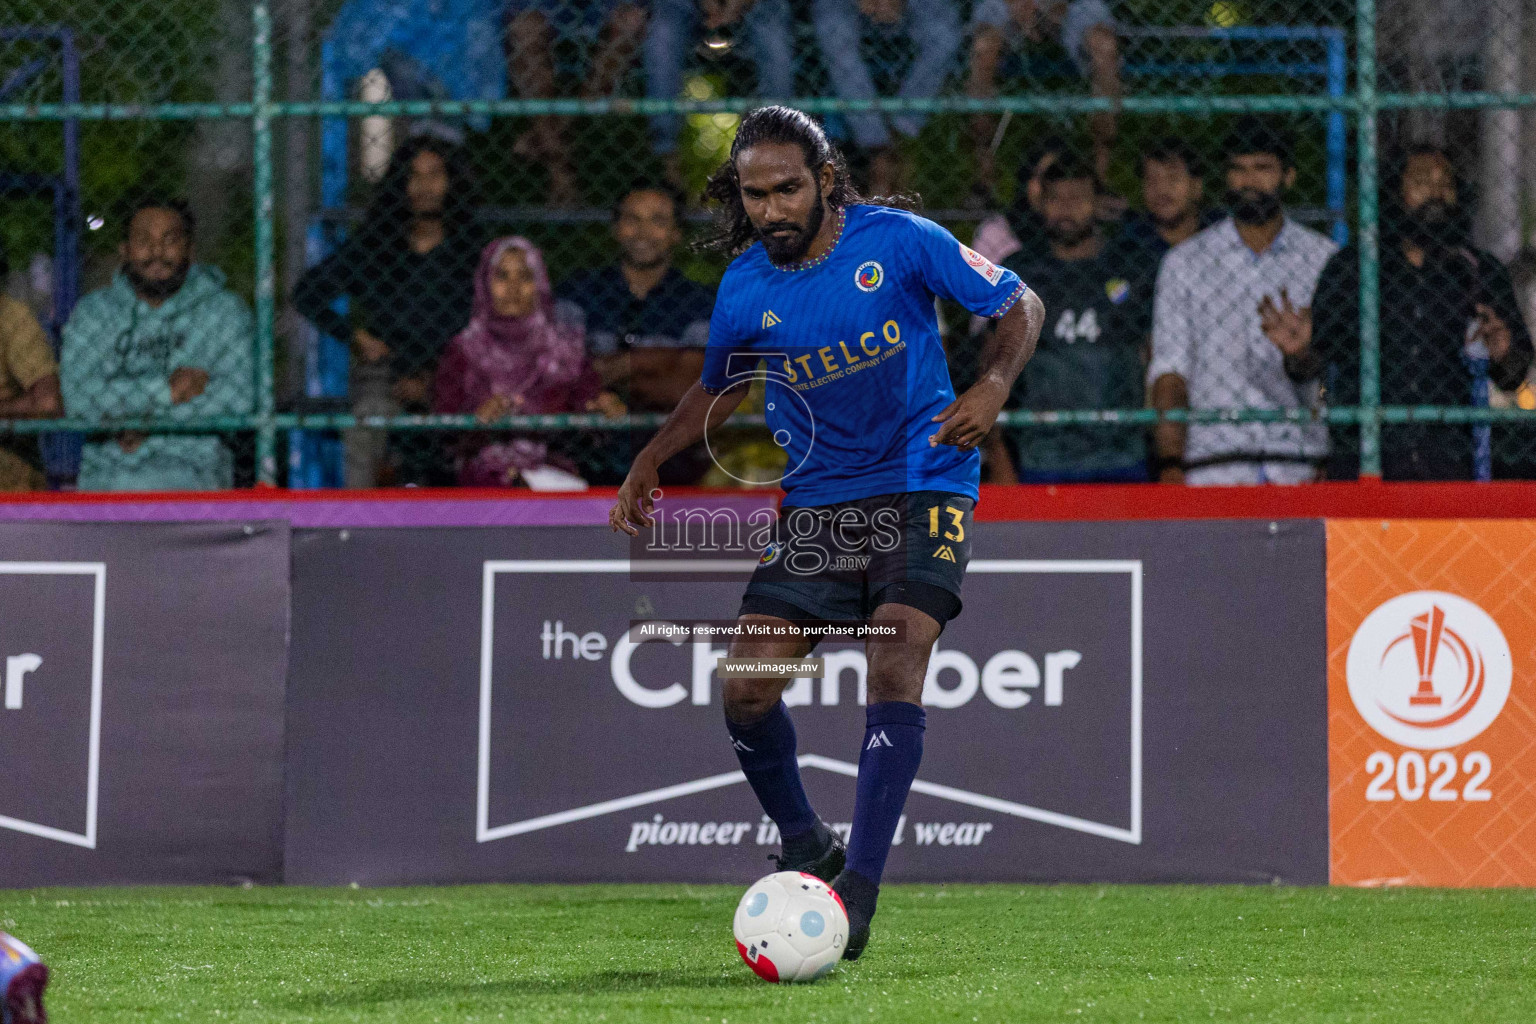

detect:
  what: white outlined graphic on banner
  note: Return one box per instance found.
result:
[0,562,106,849]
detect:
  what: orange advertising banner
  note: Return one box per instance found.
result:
[1328,520,1536,886]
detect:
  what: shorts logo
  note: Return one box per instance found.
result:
[959,243,1006,286]
[759,542,781,566]
[1105,278,1130,304]
[1345,591,1513,749]
[933,544,957,562]
[855,261,884,292]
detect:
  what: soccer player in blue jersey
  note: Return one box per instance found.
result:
[610,106,1044,960]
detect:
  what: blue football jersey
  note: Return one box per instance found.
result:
[701,204,1027,506]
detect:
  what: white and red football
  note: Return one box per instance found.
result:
[732,871,849,983]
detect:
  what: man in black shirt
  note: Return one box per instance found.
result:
[1114,137,1214,265]
[993,153,1153,482]
[557,182,715,483]
[1267,145,1535,480]
[293,135,480,486]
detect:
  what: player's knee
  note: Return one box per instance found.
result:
[723,677,783,724]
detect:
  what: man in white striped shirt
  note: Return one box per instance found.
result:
[1148,118,1338,485]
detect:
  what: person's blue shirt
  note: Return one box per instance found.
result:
[702,204,1027,506]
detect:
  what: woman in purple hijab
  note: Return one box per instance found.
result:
[435,236,623,486]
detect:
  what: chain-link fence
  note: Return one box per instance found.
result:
[2,0,1535,490]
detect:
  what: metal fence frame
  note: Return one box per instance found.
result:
[2,0,1533,485]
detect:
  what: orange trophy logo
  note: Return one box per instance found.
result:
[1347,591,1511,750]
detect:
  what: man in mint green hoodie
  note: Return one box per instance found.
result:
[62,199,255,490]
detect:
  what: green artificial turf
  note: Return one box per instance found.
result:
[2,884,1533,1022]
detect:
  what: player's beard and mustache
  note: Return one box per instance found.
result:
[756,198,826,264]
[124,254,191,301]
[1225,186,1284,226]
[1045,215,1096,249]
[1401,198,1460,251]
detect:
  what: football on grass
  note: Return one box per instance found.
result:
[732,871,849,983]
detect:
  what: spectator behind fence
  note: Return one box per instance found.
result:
[556,183,715,484]
[61,199,254,491]
[812,0,962,196]
[293,135,480,487]
[1148,117,1336,486]
[1498,250,1536,477]
[970,134,1068,267]
[1114,137,1215,264]
[506,0,647,206]
[1277,145,1534,481]
[966,0,1121,193]
[990,152,1151,483]
[435,237,620,488]
[0,250,63,491]
[645,1,794,184]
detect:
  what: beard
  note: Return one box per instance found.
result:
[124,258,190,301]
[621,245,670,272]
[1225,187,1284,226]
[1046,218,1096,248]
[756,199,825,264]
[1402,199,1459,250]
[1149,203,1194,231]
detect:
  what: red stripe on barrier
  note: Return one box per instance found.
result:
[0,481,1531,521]
[969,482,1536,521]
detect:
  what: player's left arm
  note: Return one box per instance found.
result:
[901,212,1046,449]
[930,287,1045,449]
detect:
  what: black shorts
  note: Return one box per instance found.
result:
[738,489,974,636]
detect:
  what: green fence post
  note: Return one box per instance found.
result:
[1356,0,1382,478]
[252,1,278,485]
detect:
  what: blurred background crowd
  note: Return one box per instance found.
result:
[3,0,1536,490]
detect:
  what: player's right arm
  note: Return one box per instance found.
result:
[611,281,754,535]
[610,379,750,535]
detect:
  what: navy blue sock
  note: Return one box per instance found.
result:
[846,701,926,886]
[726,701,818,842]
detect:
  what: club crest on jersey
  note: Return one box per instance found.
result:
[855,260,885,292]
[759,541,781,566]
[959,242,1006,286]
[1105,278,1130,304]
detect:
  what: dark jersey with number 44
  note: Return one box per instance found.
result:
[1000,245,1153,477]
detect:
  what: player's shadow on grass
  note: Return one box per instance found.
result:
[282,969,747,1009]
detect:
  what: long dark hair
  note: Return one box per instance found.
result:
[357,134,476,248]
[699,105,918,256]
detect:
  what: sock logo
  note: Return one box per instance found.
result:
[730,737,755,752]
[866,730,894,750]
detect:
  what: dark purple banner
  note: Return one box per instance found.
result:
[0,522,290,886]
[284,520,1328,885]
